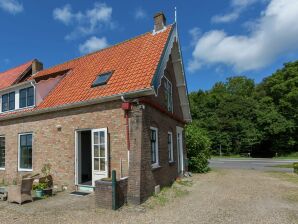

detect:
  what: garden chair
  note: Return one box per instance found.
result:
[7,178,34,204]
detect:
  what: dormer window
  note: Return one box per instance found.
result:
[19,86,34,108]
[92,72,112,87]
[2,91,15,112]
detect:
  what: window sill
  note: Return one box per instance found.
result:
[18,169,33,172]
[0,168,5,171]
[151,164,162,171]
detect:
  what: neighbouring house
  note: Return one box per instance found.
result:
[0,12,191,204]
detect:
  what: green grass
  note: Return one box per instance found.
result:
[273,152,298,160]
[267,171,298,204]
[144,179,192,209]
[212,155,247,159]
[269,164,294,168]
[267,171,298,185]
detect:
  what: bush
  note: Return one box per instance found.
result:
[294,163,298,174]
[185,123,211,173]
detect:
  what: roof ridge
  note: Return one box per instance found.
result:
[0,59,34,75]
[33,24,173,77]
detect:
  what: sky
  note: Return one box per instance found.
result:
[0,0,298,92]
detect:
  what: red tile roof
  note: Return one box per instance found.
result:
[0,60,33,91]
[0,25,173,118]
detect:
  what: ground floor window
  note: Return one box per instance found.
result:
[168,132,174,162]
[0,136,5,169]
[18,133,33,171]
[150,127,159,166]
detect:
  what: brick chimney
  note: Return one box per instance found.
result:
[32,59,43,74]
[153,12,166,33]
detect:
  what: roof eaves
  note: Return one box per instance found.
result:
[0,87,155,121]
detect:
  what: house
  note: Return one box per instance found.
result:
[0,12,191,204]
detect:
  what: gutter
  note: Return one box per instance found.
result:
[0,80,36,94]
[0,87,155,121]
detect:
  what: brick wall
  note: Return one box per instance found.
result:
[0,100,129,188]
[127,55,187,204]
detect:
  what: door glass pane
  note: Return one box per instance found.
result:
[100,144,105,157]
[100,131,105,144]
[94,145,99,157]
[94,132,99,144]
[100,158,105,171]
[94,158,99,171]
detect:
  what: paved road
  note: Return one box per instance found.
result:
[209,158,298,172]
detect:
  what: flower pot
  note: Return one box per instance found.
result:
[43,188,53,196]
[35,189,44,198]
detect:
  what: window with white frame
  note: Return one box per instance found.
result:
[2,91,15,112]
[168,132,174,162]
[19,86,34,108]
[18,133,33,171]
[0,136,5,169]
[150,127,159,166]
[164,78,173,112]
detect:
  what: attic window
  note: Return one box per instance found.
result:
[92,72,112,87]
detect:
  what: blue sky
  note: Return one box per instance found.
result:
[0,0,298,91]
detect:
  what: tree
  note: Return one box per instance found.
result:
[185,123,211,173]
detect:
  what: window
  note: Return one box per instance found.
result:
[1,91,15,112]
[92,72,113,87]
[150,127,159,167]
[168,132,174,162]
[0,136,5,169]
[19,87,34,108]
[18,133,33,171]
[164,78,173,112]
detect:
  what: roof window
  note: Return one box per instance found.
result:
[92,71,113,87]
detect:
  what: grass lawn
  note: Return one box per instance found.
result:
[273,152,298,160]
[269,164,294,168]
[212,152,298,160]
[211,155,248,159]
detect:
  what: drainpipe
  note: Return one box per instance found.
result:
[30,81,37,106]
[121,95,132,175]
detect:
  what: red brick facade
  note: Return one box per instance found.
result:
[0,57,186,204]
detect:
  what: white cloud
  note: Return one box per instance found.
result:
[0,0,23,14]
[188,0,298,73]
[135,8,147,19]
[53,2,113,40]
[79,36,108,54]
[53,4,73,25]
[212,0,258,23]
[189,27,201,45]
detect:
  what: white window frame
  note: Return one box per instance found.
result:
[164,77,173,113]
[0,83,36,114]
[150,127,159,168]
[0,135,5,170]
[168,132,174,163]
[18,132,33,172]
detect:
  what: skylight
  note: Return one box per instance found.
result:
[92,71,112,87]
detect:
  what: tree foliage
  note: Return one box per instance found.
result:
[189,61,298,157]
[185,123,211,173]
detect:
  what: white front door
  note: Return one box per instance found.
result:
[92,128,108,186]
[176,127,184,175]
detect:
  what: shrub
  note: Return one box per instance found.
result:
[185,123,211,173]
[294,163,298,174]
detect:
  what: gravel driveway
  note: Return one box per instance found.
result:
[0,169,297,224]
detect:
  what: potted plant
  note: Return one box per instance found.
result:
[34,182,47,198]
[41,163,53,196]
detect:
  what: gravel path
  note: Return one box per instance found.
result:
[0,169,297,224]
